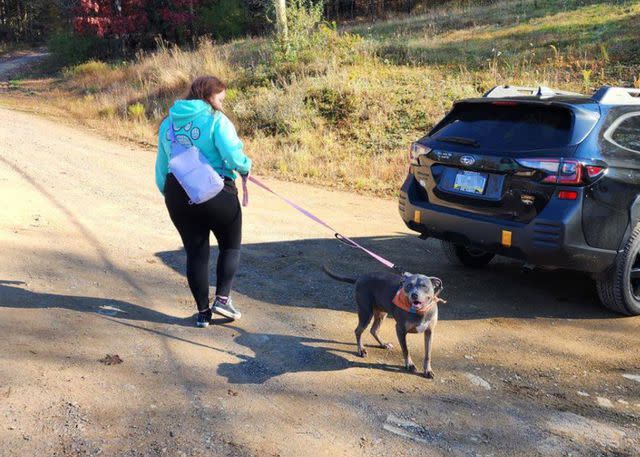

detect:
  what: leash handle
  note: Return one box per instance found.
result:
[248,176,398,271]
[241,174,249,207]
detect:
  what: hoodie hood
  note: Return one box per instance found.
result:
[168,100,212,127]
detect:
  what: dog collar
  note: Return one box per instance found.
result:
[393,288,432,315]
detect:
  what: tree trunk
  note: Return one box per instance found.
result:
[189,0,195,46]
[274,0,287,40]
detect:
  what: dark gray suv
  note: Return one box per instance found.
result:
[400,85,640,315]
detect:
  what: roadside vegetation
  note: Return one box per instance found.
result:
[1,0,639,195]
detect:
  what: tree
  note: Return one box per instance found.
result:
[73,0,148,39]
[274,0,287,39]
[72,0,203,52]
[0,0,65,43]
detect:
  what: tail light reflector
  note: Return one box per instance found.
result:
[558,190,578,200]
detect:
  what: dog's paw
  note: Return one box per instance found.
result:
[358,348,368,358]
[423,370,435,379]
[405,363,417,373]
[381,343,394,350]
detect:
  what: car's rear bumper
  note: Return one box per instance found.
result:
[399,174,617,273]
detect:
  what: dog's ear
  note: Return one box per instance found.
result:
[401,271,413,282]
[429,277,444,295]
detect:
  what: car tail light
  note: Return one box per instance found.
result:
[558,190,578,200]
[515,158,605,185]
[409,142,431,165]
[557,160,582,185]
[586,165,605,178]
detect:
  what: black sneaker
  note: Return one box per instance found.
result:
[196,309,212,328]
[212,297,241,320]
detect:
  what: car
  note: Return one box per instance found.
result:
[399,85,640,315]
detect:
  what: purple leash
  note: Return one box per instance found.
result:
[241,175,401,272]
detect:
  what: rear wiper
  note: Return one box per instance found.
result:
[437,136,480,148]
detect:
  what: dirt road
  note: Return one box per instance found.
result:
[1,106,639,456]
[0,50,48,80]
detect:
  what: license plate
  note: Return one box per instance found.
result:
[454,171,487,194]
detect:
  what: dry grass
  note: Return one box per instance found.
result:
[2,0,639,196]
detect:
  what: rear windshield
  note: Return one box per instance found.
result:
[431,102,573,150]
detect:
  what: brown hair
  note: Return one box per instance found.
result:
[159,76,227,131]
[186,76,227,110]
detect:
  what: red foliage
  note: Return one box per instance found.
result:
[159,8,193,27]
[74,0,147,38]
[74,0,199,39]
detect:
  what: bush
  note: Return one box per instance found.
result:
[127,103,146,121]
[269,0,364,79]
[196,0,250,41]
[305,87,357,125]
[98,106,117,119]
[48,31,102,67]
[63,60,111,78]
[234,85,311,135]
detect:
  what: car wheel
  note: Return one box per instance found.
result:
[440,240,494,268]
[596,223,640,316]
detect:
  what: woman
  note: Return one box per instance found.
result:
[156,76,251,328]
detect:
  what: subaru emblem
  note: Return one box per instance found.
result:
[460,155,476,166]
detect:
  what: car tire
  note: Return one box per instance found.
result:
[440,241,494,268]
[596,223,640,316]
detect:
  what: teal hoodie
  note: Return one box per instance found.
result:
[155,99,252,194]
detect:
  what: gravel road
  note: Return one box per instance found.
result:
[1,106,639,456]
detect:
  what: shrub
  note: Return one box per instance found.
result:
[269,0,364,80]
[63,60,111,78]
[48,31,102,67]
[305,87,357,125]
[234,84,311,135]
[98,106,117,118]
[127,102,146,121]
[196,0,250,41]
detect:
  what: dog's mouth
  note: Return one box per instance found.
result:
[411,296,439,309]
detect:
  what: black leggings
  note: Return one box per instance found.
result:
[164,173,242,312]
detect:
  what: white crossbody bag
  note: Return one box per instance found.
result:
[168,118,224,205]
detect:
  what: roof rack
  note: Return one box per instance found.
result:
[592,86,640,105]
[483,85,582,99]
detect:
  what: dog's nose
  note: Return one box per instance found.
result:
[410,292,419,301]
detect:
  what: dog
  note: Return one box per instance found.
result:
[323,266,445,379]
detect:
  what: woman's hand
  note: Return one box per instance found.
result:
[240,173,250,207]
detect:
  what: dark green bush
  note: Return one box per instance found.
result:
[48,31,102,67]
[196,0,251,41]
[305,87,357,125]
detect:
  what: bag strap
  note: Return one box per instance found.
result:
[167,116,183,160]
[167,116,177,144]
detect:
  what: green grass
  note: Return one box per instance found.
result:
[361,0,640,69]
[3,0,640,196]
[8,79,24,89]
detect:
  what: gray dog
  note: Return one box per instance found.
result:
[323,267,445,379]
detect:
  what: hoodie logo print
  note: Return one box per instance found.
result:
[167,124,201,146]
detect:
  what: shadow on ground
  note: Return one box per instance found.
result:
[156,234,616,320]
[0,280,405,385]
[216,325,403,385]
[0,279,202,326]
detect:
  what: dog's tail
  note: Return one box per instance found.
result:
[322,264,357,284]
